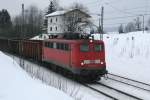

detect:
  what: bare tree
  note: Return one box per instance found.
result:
[13,15,22,37]
[13,5,43,38]
[70,2,89,13]
[135,17,142,31]
[64,3,91,33]
[147,18,150,30]
[125,22,136,33]
[64,10,80,33]
[25,5,43,37]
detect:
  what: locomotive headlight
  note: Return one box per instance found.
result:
[81,62,84,66]
[90,40,93,43]
[101,61,104,64]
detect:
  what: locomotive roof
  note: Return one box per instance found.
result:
[43,39,104,44]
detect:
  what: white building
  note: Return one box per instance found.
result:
[46,9,91,35]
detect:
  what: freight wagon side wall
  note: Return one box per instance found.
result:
[22,40,43,61]
[0,39,9,52]
[0,39,43,61]
[10,40,20,54]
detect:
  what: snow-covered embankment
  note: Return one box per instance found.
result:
[103,31,150,84]
[0,51,73,100]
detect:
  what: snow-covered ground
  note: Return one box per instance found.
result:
[0,51,73,100]
[103,31,150,84]
[93,31,150,84]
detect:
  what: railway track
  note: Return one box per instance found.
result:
[82,82,143,100]
[107,73,150,92]
[81,83,118,100]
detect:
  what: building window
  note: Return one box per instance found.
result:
[56,18,57,22]
[55,27,57,31]
[50,27,52,31]
[78,18,81,22]
[50,18,52,23]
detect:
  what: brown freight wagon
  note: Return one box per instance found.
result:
[22,40,43,61]
[0,38,43,61]
[0,38,9,52]
[10,40,20,54]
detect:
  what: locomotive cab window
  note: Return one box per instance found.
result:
[80,44,89,52]
[64,44,69,51]
[49,42,53,48]
[95,44,102,52]
[45,42,53,48]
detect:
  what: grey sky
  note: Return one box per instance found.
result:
[0,0,150,30]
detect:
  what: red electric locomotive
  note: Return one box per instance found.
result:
[0,34,107,81]
[42,37,107,80]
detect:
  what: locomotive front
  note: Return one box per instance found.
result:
[70,39,107,80]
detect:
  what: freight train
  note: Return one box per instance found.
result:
[0,34,107,81]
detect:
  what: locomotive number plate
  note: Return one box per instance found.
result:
[84,60,100,64]
[90,60,95,63]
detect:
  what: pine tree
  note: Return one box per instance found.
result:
[0,9,12,27]
[125,22,136,33]
[47,0,56,14]
[118,24,124,33]
[0,9,12,37]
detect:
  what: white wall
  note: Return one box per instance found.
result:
[47,15,65,34]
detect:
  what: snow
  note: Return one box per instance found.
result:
[93,31,150,84]
[31,34,49,40]
[92,31,150,99]
[102,31,150,84]
[100,78,150,99]
[46,10,67,17]
[0,51,73,100]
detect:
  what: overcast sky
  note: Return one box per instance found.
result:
[0,0,150,30]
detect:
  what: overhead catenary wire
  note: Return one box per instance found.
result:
[73,0,150,31]
[104,2,136,16]
[91,13,150,21]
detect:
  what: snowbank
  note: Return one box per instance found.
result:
[31,34,49,40]
[0,51,73,100]
[103,31,150,84]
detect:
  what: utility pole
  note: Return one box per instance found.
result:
[100,6,104,40]
[20,4,25,68]
[22,4,25,39]
[99,15,101,33]
[142,15,144,33]
[139,14,144,33]
[101,6,104,34]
